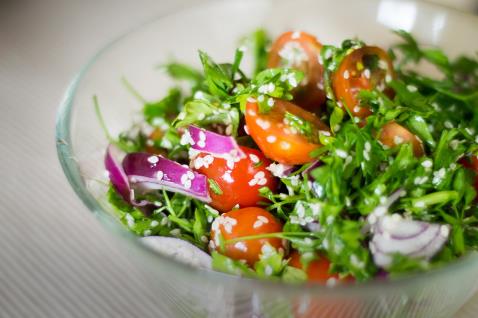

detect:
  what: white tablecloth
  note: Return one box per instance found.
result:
[0,0,476,317]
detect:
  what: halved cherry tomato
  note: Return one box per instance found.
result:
[145,128,168,156]
[333,46,395,118]
[379,121,424,157]
[209,207,284,266]
[192,146,277,213]
[268,31,326,112]
[245,99,329,165]
[289,251,353,284]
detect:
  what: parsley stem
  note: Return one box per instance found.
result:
[411,191,459,208]
[93,96,115,143]
[225,232,316,244]
[121,77,147,104]
[162,190,177,217]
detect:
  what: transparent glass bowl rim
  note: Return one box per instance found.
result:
[55,0,478,297]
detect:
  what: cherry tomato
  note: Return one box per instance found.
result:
[333,46,395,118]
[379,121,424,157]
[192,146,277,213]
[290,251,357,318]
[209,207,284,266]
[245,99,329,165]
[289,251,353,284]
[145,128,168,156]
[268,31,326,112]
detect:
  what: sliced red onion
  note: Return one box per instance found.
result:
[186,125,245,159]
[365,189,450,268]
[104,145,148,206]
[140,236,212,269]
[370,214,450,268]
[122,152,210,202]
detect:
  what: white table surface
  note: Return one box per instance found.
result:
[1,0,477,317]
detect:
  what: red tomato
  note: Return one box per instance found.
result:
[289,251,353,284]
[333,46,395,118]
[192,146,277,213]
[379,121,424,157]
[209,207,284,266]
[267,31,326,112]
[245,99,329,165]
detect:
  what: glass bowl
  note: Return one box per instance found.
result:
[56,0,478,317]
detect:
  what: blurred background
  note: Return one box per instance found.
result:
[0,0,477,317]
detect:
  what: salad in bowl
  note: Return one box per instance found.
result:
[97,28,478,285]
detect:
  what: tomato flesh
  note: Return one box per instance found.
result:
[209,207,284,266]
[333,46,395,118]
[268,31,326,112]
[245,99,329,165]
[192,146,277,213]
[379,121,424,157]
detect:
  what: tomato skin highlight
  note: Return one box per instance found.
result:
[209,207,284,266]
[193,146,277,213]
[379,121,424,157]
[245,99,329,165]
[267,31,326,112]
[332,46,395,118]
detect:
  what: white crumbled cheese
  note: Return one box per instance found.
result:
[150,220,159,227]
[222,171,234,183]
[363,69,371,79]
[432,168,446,185]
[440,225,450,237]
[170,229,181,236]
[407,85,418,92]
[326,278,337,287]
[421,159,433,169]
[280,141,291,150]
[267,98,275,107]
[444,120,453,129]
[278,41,308,67]
[449,139,460,150]
[156,171,164,181]
[249,154,260,163]
[147,156,159,164]
[291,31,301,39]
[343,70,350,79]
[193,154,214,169]
[336,149,348,158]
[234,242,248,252]
[266,135,277,143]
[256,118,271,130]
[393,136,404,145]
[414,201,425,208]
[266,163,290,178]
[248,171,267,186]
[180,130,195,146]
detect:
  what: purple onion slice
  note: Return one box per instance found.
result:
[186,125,245,159]
[122,152,210,202]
